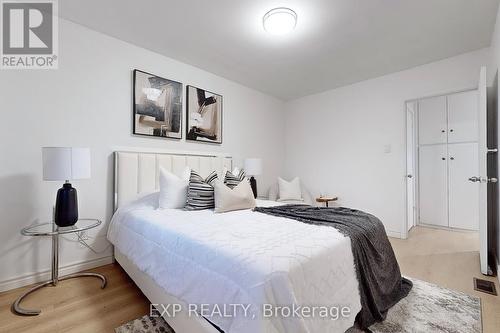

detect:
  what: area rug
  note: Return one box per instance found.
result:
[115,278,481,333]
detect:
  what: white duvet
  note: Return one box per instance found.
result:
[107,193,361,333]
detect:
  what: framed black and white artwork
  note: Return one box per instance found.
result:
[133,69,182,139]
[186,85,223,144]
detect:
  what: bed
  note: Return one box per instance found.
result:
[109,150,414,333]
[108,151,362,333]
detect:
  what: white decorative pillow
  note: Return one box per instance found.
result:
[159,166,191,209]
[214,179,256,213]
[278,177,303,201]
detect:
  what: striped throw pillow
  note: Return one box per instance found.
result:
[224,169,246,189]
[185,170,219,210]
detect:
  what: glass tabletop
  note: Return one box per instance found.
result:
[21,219,101,236]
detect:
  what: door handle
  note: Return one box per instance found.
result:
[487,148,498,153]
[470,177,498,183]
[468,176,480,182]
[407,174,413,178]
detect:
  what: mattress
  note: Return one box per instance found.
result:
[107,193,361,333]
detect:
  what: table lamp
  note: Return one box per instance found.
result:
[42,147,91,227]
[244,158,262,198]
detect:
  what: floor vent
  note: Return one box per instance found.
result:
[473,278,497,296]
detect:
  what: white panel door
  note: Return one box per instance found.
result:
[418,96,447,145]
[447,90,479,143]
[448,143,479,230]
[419,144,448,227]
[406,102,417,234]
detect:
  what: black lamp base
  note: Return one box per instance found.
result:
[249,176,257,198]
[54,183,78,227]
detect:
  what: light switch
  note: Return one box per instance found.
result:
[384,144,392,153]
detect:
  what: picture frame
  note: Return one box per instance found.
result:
[133,69,183,139]
[186,85,223,144]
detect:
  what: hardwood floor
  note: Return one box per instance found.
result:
[0,264,149,333]
[0,226,498,332]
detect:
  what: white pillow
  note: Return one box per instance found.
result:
[214,179,256,213]
[278,177,303,201]
[159,166,191,209]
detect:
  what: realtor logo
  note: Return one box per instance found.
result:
[1,0,58,69]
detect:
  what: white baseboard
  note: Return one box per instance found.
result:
[0,256,114,293]
[386,230,402,239]
[417,222,478,233]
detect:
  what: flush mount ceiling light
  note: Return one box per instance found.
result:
[263,7,297,35]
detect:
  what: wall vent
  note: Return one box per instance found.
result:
[473,278,497,296]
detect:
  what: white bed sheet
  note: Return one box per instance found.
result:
[107,193,361,333]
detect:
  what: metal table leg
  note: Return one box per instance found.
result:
[12,281,56,316]
[52,232,58,285]
[12,233,107,316]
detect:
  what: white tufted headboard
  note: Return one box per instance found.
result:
[114,150,232,210]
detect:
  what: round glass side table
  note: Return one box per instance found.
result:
[13,219,107,316]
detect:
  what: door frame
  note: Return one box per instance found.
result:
[478,66,489,275]
[403,87,478,239]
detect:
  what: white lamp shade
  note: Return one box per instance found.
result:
[42,147,91,181]
[244,158,262,176]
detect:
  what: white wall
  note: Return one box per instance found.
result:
[489,5,500,85]
[284,48,490,237]
[0,19,285,289]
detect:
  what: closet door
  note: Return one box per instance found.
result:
[448,143,479,230]
[418,96,447,145]
[419,144,448,227]
[447,90,478,143]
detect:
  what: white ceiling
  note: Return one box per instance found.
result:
[60,0,500,100]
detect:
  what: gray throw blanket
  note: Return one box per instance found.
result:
[253,205,412,329]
